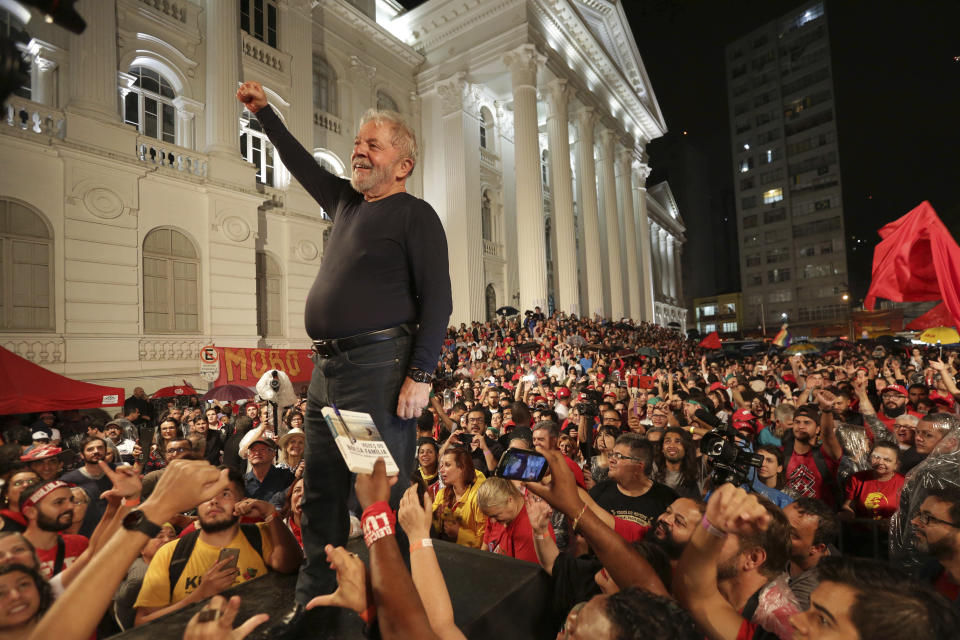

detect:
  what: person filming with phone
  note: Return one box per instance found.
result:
[133,468,302,625]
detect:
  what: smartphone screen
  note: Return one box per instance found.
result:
[218,547,240,570]
[138,427,155,464]
[495,448,548,482]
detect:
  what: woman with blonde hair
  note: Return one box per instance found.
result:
[477,476,552,563]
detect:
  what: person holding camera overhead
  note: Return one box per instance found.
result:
[236,80,452,636]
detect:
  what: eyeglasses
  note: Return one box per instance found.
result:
[11,478,39,488]
[914,510,960,528]
[166,447,189,455]
[608,451,643,463]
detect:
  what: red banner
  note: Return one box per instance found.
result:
[212,347,314,387]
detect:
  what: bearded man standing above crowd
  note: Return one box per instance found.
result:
[237,81,452,636]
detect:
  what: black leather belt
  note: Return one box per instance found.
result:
[312,323,416,358]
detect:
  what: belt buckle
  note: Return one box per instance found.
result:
[313,340,338,358]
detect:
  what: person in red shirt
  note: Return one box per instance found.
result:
[477,477,553,563]
[841,443,905,521]
[783,399,842,507]
[20,480,88,580]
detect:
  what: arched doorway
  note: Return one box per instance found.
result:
[485,284,496,321]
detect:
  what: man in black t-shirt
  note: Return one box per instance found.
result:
[237,81,452,636]
[588,433,677,528]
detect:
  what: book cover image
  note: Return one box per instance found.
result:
[321,406,399,475]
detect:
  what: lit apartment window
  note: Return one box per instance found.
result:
[122,67,176,144]
[722,322,738,333]
[763,187,783,204]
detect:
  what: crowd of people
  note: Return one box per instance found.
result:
[0,310,959,639]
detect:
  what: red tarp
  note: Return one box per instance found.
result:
[864,201,960,327]
[0,346,124,414]
[699,331,722,349]
[905,302,955,331]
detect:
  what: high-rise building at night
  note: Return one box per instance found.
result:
[725,2,849,336]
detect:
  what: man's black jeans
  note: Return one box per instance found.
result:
[295,333,416,604]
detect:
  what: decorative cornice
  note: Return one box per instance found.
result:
[530,0,666,142]
[390,0,521,54]
[322,0,424,69]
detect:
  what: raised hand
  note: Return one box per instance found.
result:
[98,461,142,500]
[306,545,369,614]
[524,492,552,534]
[183,595,269,640]
[704,484,770,537]
[397,486,432,540]
[235,81,268,113]
[355,458,396,510]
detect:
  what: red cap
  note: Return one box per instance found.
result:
[709,381,727,392]
[782,373,796,383]
[882,384,908,397]
[557,387,571,399]
[20,445,63,462]
[732,408,756,423]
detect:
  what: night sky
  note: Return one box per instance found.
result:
[397,0,960,304]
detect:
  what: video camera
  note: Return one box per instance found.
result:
[575,389,602,417]
[699,420,763,487]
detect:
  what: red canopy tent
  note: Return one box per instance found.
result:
[0,346,124,414]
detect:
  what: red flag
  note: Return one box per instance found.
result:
[864,201,960,327]
[905,302,955,331]
[699,331,721,349]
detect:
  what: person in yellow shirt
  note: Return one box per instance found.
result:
[133,466,302,625]
[432,447,486,548]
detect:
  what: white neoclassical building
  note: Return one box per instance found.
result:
[0,0,686,392]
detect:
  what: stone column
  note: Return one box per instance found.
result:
[617,146,640,320]
[575,106,604,318]
[666,234,677,300]
[281,0,314,144]
[173,97,203,150]
[649,222,662,299]
[674,240,685,304]
[658,228,669,299]
[598,128,623,319]
[503,45,547,313]
[66,0,118,119]
[545,79,578,316]
[204,0,241,156]
[28,40,66,107]
[350,56,377,129]
[633,160,655,321]
[438,74,484,324]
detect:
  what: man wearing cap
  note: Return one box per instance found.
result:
[20,445,63,481]
[554,386,572,421]
[21,479,89,579]
[245,437,294,508]
[782,393,843,507]
[877,384,912,430]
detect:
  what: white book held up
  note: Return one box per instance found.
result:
[320,407,400,476]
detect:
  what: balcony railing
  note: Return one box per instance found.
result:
[2,96,65,139]
[483,239,503,258]
[313,110,343,135]
[135,136,208,177]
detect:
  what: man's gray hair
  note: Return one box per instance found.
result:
[358,108,418,176]
[894,414,920,428]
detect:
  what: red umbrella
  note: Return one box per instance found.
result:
[202,385,255,402]
[151,384,196,399]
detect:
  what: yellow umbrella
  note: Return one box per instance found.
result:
[919,327,960,345]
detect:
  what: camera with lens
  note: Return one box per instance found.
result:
[699,421,763,487]
[269,371,281,391]
[454,432,475,447]
[575,390,601,417]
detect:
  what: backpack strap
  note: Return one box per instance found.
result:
[53,535,65,576]
[168,530,201,600]
[239,523,263,559]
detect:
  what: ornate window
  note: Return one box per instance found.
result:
[481,191,492,241]
[240,110,275,185]
[0,8,30,100]
[376,90,398,112]
[143,228,200,333]
[313,54,337,115]
[0,199,52,330]
[122,66,176,144]
[240,0,278,48]
[256,252,283,338]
